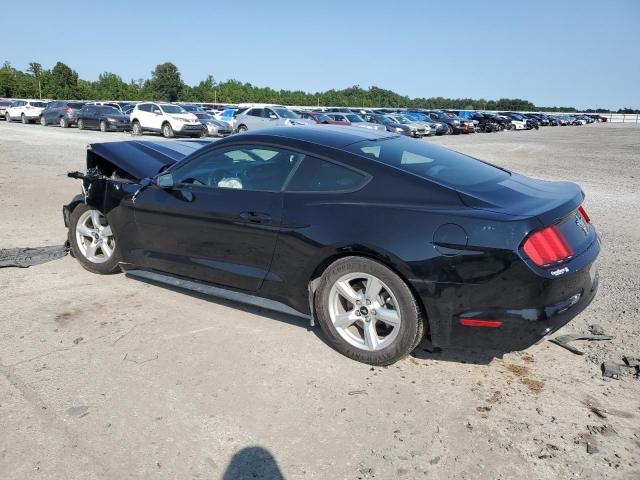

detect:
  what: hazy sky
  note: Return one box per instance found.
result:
[2,0,638,109]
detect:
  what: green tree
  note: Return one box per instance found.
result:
[44,62,79,99]
[147,62,184,102]
[27,62,43,99]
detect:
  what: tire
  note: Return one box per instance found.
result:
[314,256,425,365]
[77,119,85,130]
[445,123,453,135]
[100,120,108,132]
[40,116,47,126]
[68,204,121,274]
[21,113,28,124]
[131,120,142,136]
[162,122,174,138]
[236,124,248,133]
[60,117,69,128]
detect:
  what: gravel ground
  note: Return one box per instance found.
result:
[0,121,639,480]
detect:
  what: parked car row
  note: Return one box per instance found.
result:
[1,98,606,139]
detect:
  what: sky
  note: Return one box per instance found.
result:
[1,0,639,109]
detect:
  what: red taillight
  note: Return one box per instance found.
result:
[523,225,573,266]
[65,107,71,113]
[578,206,590,223]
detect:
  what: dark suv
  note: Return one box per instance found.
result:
[76,105,130,132]
[39,101,86,127]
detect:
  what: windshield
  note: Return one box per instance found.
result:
[315,113,332,122]
[510,113,525,120]
[272,108,299,119]
[195,113,214,120]
[393,116,412,124]
[0,101,11,106]
[346,114,364,122]
[160,104,187,114]
[345,137,509,189]
[376,115,394,125]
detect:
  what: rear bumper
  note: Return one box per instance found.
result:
[418,237,600,352]
[446,264,599,351]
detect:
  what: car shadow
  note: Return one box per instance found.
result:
[129,273,504,366]
[411,337,503,365]
[129,273,331,341]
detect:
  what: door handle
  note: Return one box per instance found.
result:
[239,211,272,223]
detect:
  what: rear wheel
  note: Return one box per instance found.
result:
[315,257,425,365]
[60,117,69,128]
[162,122,174,138]
[21,113,28,124]
[68,204,120,274]
[40,116,47,126]
[132,120,142,135]
[100,120,108,132]
[445,123,453,135]
[236,124,248,133]
[77,119,85,130]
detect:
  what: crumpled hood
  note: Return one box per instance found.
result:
[87,140,210,180]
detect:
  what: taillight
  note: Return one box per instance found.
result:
[523,225,573,266]
[578,206,590,223]
[65,107,71,113]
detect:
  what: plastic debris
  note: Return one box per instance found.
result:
[0,245,68,268]
[549,333,614,355]
[601,362,621,379]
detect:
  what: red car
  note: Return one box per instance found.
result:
[299,111,350,125]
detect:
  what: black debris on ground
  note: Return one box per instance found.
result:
[601,362,621,380]
[549,333,614,355]
[0,245,68,268]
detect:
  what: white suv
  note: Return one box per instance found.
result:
[130,102,202,138]
[6,99,47,124]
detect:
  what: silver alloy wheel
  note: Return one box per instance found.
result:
[163,124,171,137]
[328,272,402,351]
[75,209,115,264]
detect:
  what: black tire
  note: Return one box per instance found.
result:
[131,120,142,136]
[445,123,453,135]
[60,117,69,128]
[68,204,121,275]
[314,256,425,365]
[162,122,174,138]
[77,119,85,130]
[236,124,248,133]
[40,116,47,126]
[21,113,28,124]
[100,120,108,132]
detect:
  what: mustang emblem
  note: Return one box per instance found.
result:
[575,214,588,235]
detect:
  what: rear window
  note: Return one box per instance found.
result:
[68,102,85,109]
[30,102,45,107]
[345,137,509,188]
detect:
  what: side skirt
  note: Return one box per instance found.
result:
[122,266,311,321]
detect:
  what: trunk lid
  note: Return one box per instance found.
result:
[458,172,595,257]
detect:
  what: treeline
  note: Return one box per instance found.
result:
[0,60,636,113]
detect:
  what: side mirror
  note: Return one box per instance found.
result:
[269,114,277,120]
[155,173,174,189]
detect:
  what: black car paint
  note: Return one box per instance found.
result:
[64,127,599,353]
[77,105,131,131]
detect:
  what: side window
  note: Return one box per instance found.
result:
[151,104,161,114]
[286,157,367,193]
[265,108,276,118]
[173,146,304,192]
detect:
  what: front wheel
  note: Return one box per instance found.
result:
[60,117,69,128]
[315,257,425,365]
[162,122,174,138]
[131,120,142,135]
[77,119,85,130]
[68,204,121,274]
[40,116,47,126]
[21,114,28,124]
[100,120,108,132]
[236,124,248,133]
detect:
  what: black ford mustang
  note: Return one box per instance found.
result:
[63,126,599,365]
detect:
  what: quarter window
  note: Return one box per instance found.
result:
[286,157,366,192]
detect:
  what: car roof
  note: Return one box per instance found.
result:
[228,125,398,148]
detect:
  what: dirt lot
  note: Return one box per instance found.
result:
[1,121,639,480]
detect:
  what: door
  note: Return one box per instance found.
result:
[131,144,305,291]
[150,104,163,131]
[43,102,56,122]
[244,108,264,130]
